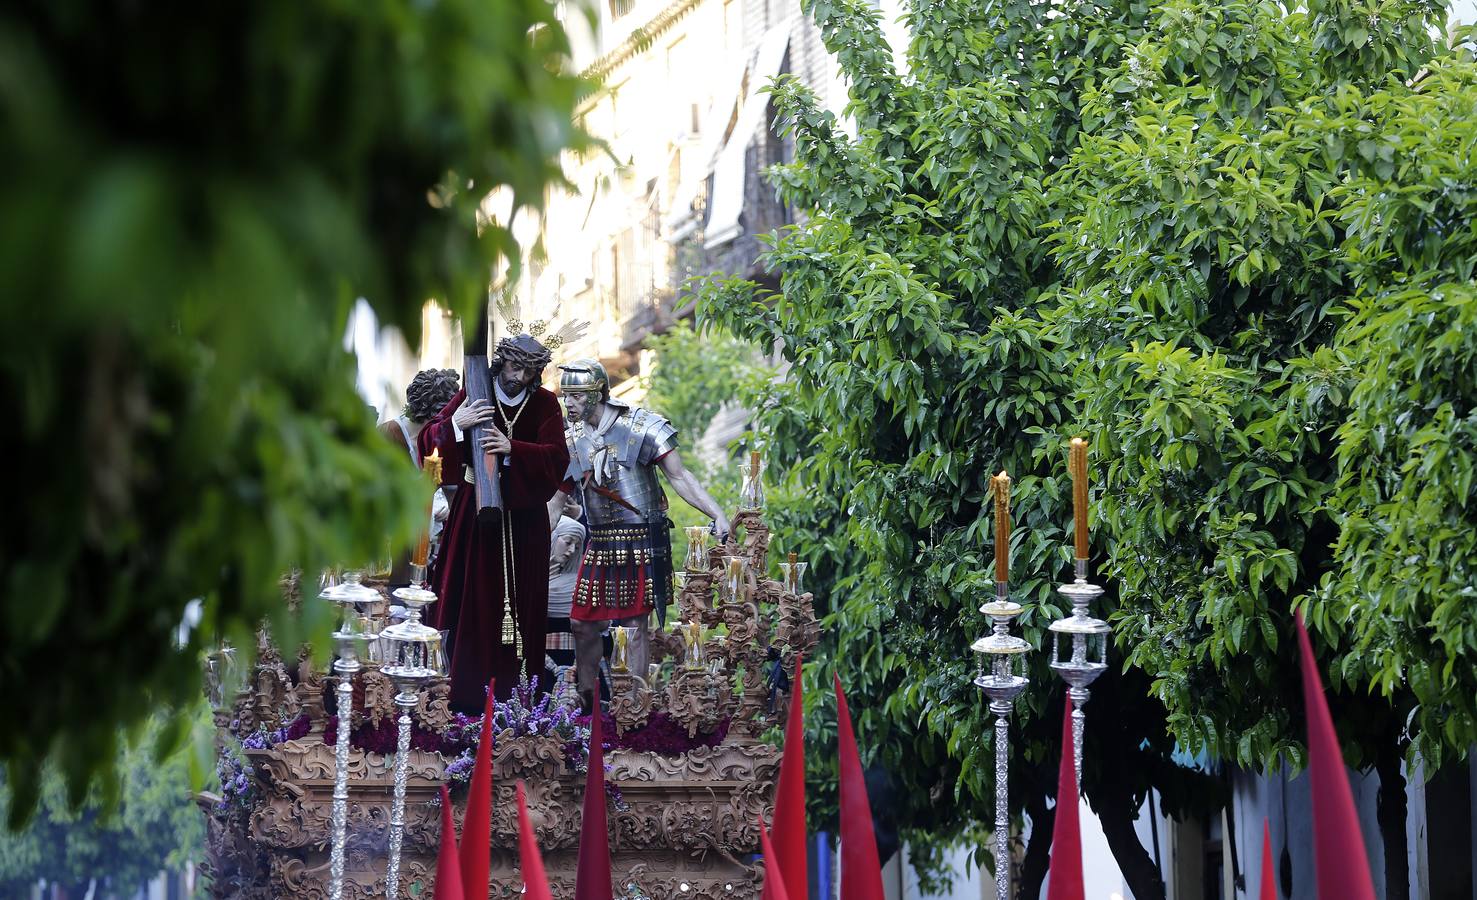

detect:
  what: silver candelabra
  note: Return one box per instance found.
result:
[318,570,382,900]
[1048,557,1108,787]
[971,586,1031,900]
[381,565,446,900]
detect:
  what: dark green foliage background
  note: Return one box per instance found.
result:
[0,1,585,824]
[697,0,1476,872]
[0,712,206,894]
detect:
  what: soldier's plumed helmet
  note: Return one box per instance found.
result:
[558,358,610,399]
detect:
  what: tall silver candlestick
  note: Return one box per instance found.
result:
[1049,558,1108,787]
[319,570,381,900]
[382,569,445,900]
[971,588,1030,900]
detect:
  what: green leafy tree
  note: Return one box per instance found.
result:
[644,320,763,443]
[642,320,760,574]
[698,0,1474,895]
[0,1,585,824]
[0,712,207,897]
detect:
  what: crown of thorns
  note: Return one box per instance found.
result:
[494,334,554,369]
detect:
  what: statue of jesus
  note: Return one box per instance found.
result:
[418,333,570,710]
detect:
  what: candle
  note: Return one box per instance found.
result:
[727,556,744,601]
[412,449,443,567]
[991,470,1011,583]
[613,627,630,672]
[1070,438,1089,560]
[749,450,761,480]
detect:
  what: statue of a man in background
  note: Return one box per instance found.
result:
[418,334,569,710]
[379,368,459,586]
[556,358,730,710]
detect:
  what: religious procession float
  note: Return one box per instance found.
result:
[199,495,818,900]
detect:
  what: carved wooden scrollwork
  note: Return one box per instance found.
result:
[610,672,654,735]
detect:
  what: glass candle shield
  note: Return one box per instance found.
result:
[1048,617,1109,685]
[739,453,765,511]
[681,622,705,669]
[613,626,634,673]
[684,526,709,573]
[722,556,748,604]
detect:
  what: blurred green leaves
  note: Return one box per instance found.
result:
[0,0,586,825]
[0,709,207,894]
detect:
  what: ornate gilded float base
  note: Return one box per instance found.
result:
[205,735,775,899]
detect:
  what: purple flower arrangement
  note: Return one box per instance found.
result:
[438,678,623,804]
[216,712,311,816]
[241,712,311,750]
[215,752,253,817]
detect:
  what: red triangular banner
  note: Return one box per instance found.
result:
[459,679,495,899]
[435,784,466,900]
[834,675,885,900]
[517,781,554,900]
[759,817,793,900]
[1260,817,1277,900]
[1045,703,1084,900]
[574,708,613,900]
[1295,612,1376,900]
[770,654,807,900]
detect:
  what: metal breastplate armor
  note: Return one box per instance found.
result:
[566,404,679,526]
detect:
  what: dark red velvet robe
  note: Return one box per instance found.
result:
[417,386,568,711]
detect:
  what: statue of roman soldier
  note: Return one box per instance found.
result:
[557,358,730,709]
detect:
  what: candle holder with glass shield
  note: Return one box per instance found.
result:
[680,621,706,670]
[720,555,749,607]
[1050,437,1109,787]
[684,526,710,573]
[971,598,1031,900]
[379,577,445,900]
[738,450,765,512]
[1049,578,1108,787]
[779,553,807,596]
[317,570,382,900]
[609,624,656,734]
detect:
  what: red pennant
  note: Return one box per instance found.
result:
[1046,704,1084,900]
[1260,818,1277,900]
[435,784,466,900]
[1295,612,1376,900]
[770,655,807,900]
[517,781,554,900]
[759,817,793,900]
[833,675,885,900]
[575,709,612,900]
[459,678,495,899]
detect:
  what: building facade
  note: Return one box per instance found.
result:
[500,0,903,398]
